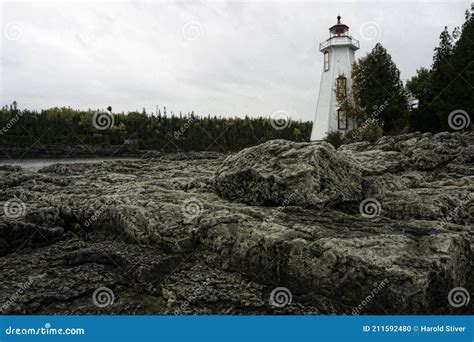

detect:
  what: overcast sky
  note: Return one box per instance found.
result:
[1,0,472,121]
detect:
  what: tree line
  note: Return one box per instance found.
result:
[0,104,311,152]
[0,8,472,152]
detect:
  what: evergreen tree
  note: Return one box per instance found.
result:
[406,67,434,131]
[442,11,474,129]
[417,10,473,132]
[0,104,313,152]
[351,43,409,134]
[427,26,457,131]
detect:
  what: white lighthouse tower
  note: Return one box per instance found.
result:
[311,16,360,141]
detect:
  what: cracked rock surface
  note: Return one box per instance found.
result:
[0,132,472,315]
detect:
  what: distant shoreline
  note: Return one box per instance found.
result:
[0,144,233,160]
[0,144,146,159]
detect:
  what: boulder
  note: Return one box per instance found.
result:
[214,139,362,208]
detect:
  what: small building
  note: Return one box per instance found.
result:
[311,16,359,141]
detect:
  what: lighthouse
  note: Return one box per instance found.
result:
[311,16,360,141]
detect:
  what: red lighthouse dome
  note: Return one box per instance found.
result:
[329,15,349,37]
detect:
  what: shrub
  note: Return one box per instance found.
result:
[324,131,346,148]
[358,123,383,143]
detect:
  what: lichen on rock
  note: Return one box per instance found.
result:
[214,139,362,208]
[0,132,472,315]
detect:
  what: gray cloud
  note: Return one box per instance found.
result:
[1,0,471,121]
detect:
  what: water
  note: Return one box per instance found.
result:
[0,157,138,172]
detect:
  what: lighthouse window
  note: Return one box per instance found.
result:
[337,109,348,130]
[336,76,347,98]
[324,51,330,71]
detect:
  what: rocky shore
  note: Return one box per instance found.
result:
[0,132,472,315]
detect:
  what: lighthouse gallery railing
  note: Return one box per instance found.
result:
[319,36,360,51]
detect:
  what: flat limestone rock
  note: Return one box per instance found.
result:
[0,132,472,315]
